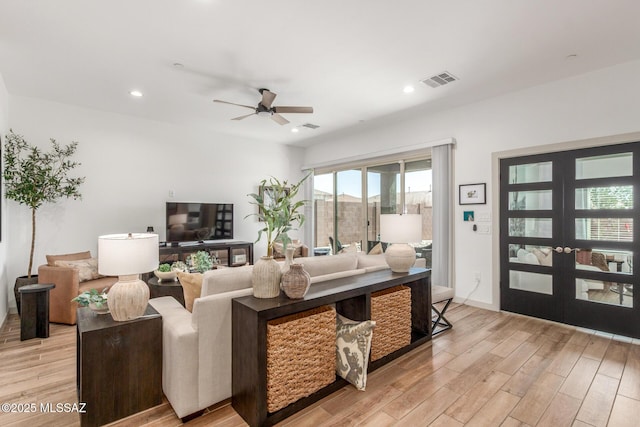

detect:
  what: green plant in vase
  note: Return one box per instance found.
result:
[246,173,310,257]
[157,263,172,273]
[3,129,85,313]
[189,251,214,273]
[72,288,109,313]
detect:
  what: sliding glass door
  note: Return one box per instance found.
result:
[313,156,433,266]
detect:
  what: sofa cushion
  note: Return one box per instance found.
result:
[201,265,253,297]
[46,251,92,267]
[54,258,101,282]
[310,269,366,284]
[335,314,376,391]
[295,253,358,278]
[178,272,203,312]
[356,253,387,270]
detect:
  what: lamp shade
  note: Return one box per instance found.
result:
[98,233,159,276]
[380,214,422,244]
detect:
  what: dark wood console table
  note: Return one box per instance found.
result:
[76,305,162,427]
[232,268,431,427]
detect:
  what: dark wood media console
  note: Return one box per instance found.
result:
[159,240,253,267]
[232,268,431,427]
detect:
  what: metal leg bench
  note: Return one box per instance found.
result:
[432,285,454,336]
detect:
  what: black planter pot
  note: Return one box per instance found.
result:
[14,275,39,315]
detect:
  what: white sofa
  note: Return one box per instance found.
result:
[149,252,426,419]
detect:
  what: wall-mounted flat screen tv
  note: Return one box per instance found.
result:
[166,202,233,242]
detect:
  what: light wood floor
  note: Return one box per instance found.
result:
[2,303,640,427]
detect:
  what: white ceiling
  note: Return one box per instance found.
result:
[1,0,640,147]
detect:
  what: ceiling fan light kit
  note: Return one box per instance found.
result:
[213,88,313,126]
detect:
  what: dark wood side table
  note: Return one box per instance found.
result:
[147,276,185,306]
[76,305,162,427]
[18,283,55,341]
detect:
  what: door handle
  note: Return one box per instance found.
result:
[555,246,577,254]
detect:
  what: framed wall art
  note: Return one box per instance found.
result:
[459,183,486,205]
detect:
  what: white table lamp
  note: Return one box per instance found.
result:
[380,214,422,273]
[99,233,159,321]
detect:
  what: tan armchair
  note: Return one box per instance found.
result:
[38,251,118,325]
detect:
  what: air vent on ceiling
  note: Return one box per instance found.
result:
[421,71,458,88]
[302,123,320,129]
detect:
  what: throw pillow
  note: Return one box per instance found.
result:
[54,258,102,282]
[177,272,203,312]
[47,250,92,267]
[336,314,376,391]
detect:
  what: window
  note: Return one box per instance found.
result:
[313,156,432,266]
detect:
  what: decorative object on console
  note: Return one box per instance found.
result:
[154,263,177,281]
[3,129,85,313]
[335,314,376,391]
[380,214,421,273]
[72,288,109,314]
[281,264,311,299]
[171,260,188,272]
[247,173,310,298]
[247,173,310,256]
[252,256,281,298]
[188,250,214,273]
[282,246,295,273]
[98,233,159,321]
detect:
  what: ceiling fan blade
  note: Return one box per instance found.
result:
[213,99,256,110]
[232,113,256,121]
[260,89,277,109]
[273,106,314,114]
[271,113,289,125]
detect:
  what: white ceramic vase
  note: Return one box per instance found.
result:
[252,256,282,298]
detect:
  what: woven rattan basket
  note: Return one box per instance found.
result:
[370,285,411,361]
[266,305,336,413]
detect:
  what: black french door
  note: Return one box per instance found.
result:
[500,142,640,338]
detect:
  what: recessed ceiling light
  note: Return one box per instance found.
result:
[173,62,184,68]
[129,90,143,97]
[403,85,415,93]
[291,128,299,133]
[565,54,578,60]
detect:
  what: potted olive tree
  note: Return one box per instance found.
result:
[3,130,85,313]
[246,173,309,298]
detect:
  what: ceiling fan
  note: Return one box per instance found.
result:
[213,88,313,125]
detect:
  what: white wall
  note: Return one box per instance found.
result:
[303,60,640,309]
[0,74,9,322]
[5,96,304,310]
